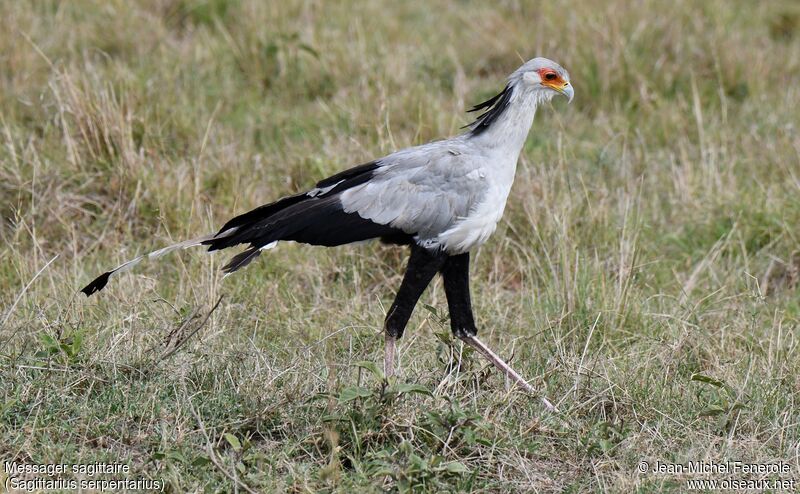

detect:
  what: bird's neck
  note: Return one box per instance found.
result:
[468,86,541,160]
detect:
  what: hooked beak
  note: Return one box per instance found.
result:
[542,80,574,103]
[559,82,574,103]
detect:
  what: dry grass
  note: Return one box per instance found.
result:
[2,0,800,491]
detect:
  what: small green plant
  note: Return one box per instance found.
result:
[317,361,434,457]
[365,440,474,492]
[304,360,491,490]
[35,330,85,366]
[419,400,492,454]
[690,373,748,431]
[580,420,628,456]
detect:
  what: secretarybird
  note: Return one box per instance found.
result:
[82,57,573,405]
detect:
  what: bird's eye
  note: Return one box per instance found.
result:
[544,72,557,81]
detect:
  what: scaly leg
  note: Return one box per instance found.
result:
[384,333,396,378]
[383,244,446,378]
[440,253,557,411]
[460,334,557,411]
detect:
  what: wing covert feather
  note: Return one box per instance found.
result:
[339,143,488,241]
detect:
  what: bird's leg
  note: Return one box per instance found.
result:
[384,332,397,379]
[458,334,534,393]
[440,253,556,411]
[383,245,446,378]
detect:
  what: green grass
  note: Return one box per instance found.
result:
[2,0,800,491]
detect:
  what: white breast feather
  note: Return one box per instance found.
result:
[436,167,513,253]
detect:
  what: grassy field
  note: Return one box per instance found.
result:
[2,0,800,491]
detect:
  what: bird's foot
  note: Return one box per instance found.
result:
[460,334,558,412]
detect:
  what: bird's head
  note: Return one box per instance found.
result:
[465,56,572,137]
[511,57,573,103]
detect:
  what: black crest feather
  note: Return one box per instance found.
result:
[465,84,514,136]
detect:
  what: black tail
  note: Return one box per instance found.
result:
[205,193,404,273]
[81,160,410,294]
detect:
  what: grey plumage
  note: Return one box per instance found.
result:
[338,59,569,254]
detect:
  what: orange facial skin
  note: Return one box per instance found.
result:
[537,67,568,91]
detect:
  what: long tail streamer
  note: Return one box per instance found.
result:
[80,229,237,296]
